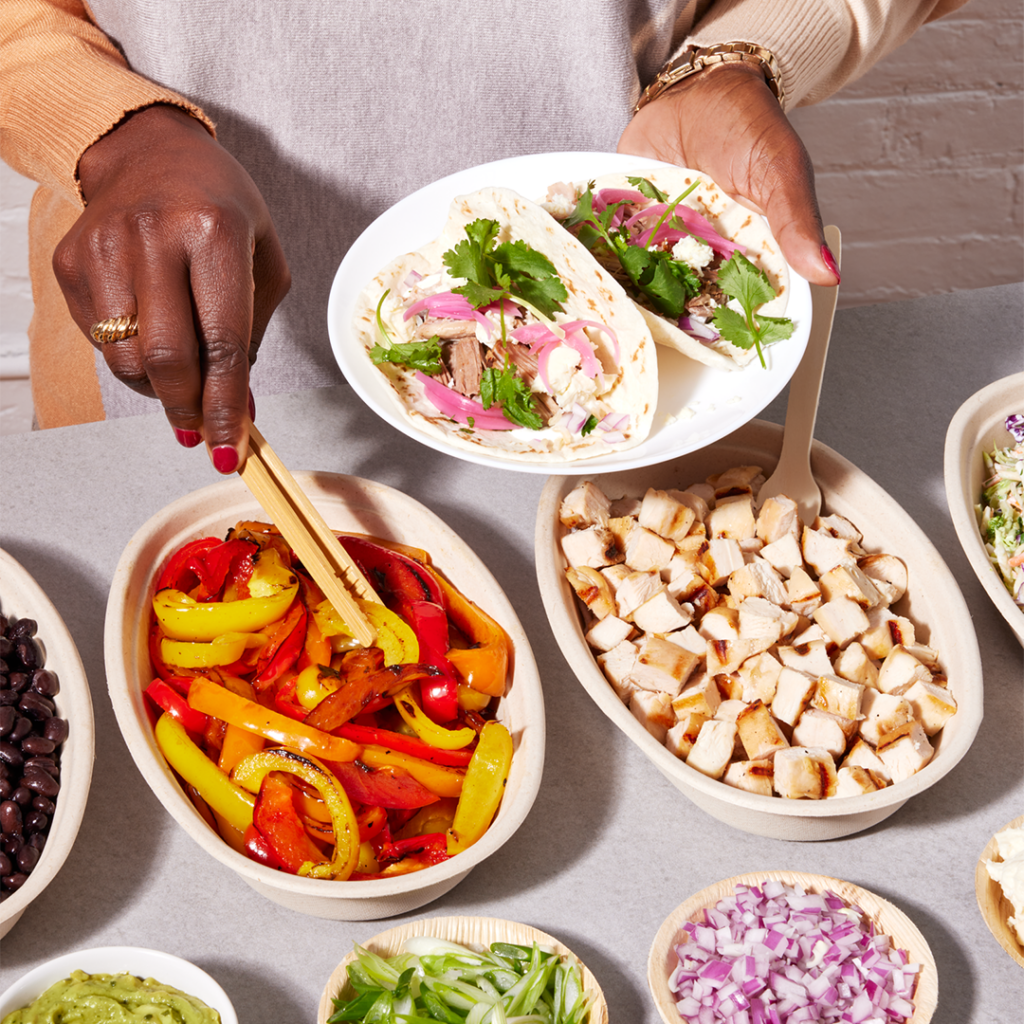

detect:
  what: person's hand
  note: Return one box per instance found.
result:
[618,62,840,286]
[53,104,291,473]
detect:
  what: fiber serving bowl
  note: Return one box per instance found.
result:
[535,418,983,841]
[104,471,544,920]
[975,813,1024,968]
[944,371,1024,646]
[0,945,237,1022]
[0,549,94,940]
[317,915,609,1024]
[648,871,937,1024]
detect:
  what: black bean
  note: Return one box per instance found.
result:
[15,844,40,873]
[25,756,58,778]
[0,852,9,876]
[0,742,23,768]
[9,715,32,743]
[31,669,59,697]
[44,718,68,744]
[2,835,22,858]
[0,778,10,800]
[11,786,31,806]
[0,801,22,834]
[0,690,17,707]
[9,618,37,639]
[2,871,28,891]
[32,795,54,814]
[21,769,59,798]
[14,640,40,671]
[24,810,47,834]
[22,735,55,756]
[0,636,11,658]
[0,706,14,737]
[18,691,54,720]
[27,832,46,851]
[8,672,30,694]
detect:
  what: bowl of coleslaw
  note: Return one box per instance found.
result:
[944,371,1024,646]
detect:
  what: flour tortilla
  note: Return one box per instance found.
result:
[353,187,657,463]
[552,168,791,371]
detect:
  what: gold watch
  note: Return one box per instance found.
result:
[634,41,784,115]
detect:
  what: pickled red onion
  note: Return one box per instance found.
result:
[560,319,620,364]
[404,291,475,321]
[413,372,517,430]
[626,203,744,257]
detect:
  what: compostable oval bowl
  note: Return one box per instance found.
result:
[0,945,237,1022]
[0,549,94,940]
[648,871,937,1024]
[317,915,608,1024]
[975,813,1024,968]
[104,472,544,920]
[944,371,1024,646]
[535,419,982,841]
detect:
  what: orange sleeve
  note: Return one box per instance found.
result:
[0,0,214,205]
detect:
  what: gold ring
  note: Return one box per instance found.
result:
[90,313,139,343]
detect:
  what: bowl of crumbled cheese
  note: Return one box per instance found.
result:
[535,418,983,841]
[976,814,1024,967]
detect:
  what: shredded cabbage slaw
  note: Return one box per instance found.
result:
[976,413,1024,607]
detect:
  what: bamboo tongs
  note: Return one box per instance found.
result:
[237,424,379,648]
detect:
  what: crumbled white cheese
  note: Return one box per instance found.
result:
[987,822,1024,945]
[540,194,577,219]
[671,235,714,272]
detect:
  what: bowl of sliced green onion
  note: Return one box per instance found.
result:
[317,915,607,1024]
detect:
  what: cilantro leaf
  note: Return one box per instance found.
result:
[712,252,795,367]
[479,361,544,430]
[581,414,599,436]
[627,176,668,203]
[369,337,443,374]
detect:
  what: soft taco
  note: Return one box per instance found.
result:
[540,168,794,370]
[353,187,657,462]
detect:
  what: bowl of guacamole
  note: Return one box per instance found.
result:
[0,948,236,1024]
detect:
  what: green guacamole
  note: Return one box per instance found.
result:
[2,970,221,1024]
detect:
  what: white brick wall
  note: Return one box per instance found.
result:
[0,0,1021,380]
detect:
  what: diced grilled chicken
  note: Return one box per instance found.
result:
[756,494,802,544]
[686,719,738,779]
[736,650,783,704]
[785,566,823,616]
[877,720,934,782]
[664,624,707,657]
[801,526,859,576]
[597,640,638,701]
[600,563,633,593]
[832,641,880,689]
[737,596,798,644]
[858,689,914,747]
[584,614,634,653]
[811,673,865,721]
[789,623,830,648]
[609,496,642,518]
[841,738,892,782]
[771,667,818,727]
[624,525,676,573]
[632,590,693,635]
[857,607,903,661]
[638,488,697,544]
[777,639,834,677]
[715,673,745,701]
[560,526,622,569]
[857,553,908,606]
[876,644,932,694]
[559,481,611,529]
[819,564,883,608]
[615,571,665,620]
[835,765,888,797]
[667,487,710,523]
[713,698,750,757]
[565,566,616,620]
[792,708,850,759]
[707,636,775,677]
[672,673,722,718]
[736,700,790,761]
[900,679,957,735]
[629,688,675,742]
[702,539,746,586]
[759,532,804,578]
[698,605,740,642]
[708,465,764,497]
[666,711,708,759]
[814,596,870,647]
[723,759,775,795]
[631,635,700,695]
[728,561,788,605]
[815,513,865,549]
[706,495,757,541]
[606,515,638,553]
[773,746,838,800]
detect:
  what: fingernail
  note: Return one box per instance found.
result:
[174,428,203,449]
[212,445,239,474]
[247,389,256,423]
[821,243,841,284]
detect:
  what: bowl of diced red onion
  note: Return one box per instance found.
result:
[648,871,937,1024]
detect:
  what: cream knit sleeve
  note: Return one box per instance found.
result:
[1,0,213,205]
[686,0,971,109]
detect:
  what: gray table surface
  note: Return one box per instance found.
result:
[1,283,1022,1022]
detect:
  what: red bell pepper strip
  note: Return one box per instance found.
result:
[398,599,460,723]
[273,673,309,722]
[338,536,445,608]
[356,804,387,842]
[193,538,258,601]
[252,773,326,873]
[252,600,308,690]
[243,823,283,869]
[156,536,221,592]
[337,723,474,767]
[326,759,440,810]
[375,831,450,868]
[146,678,209,733]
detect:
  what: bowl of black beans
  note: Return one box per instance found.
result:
[0,549,94,938]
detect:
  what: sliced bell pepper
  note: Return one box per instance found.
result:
[252,772,327,874]
[337,723,474,767]
[298,616,332,671]
[160,631,266,669]
[193,538,258,601]
[446,720,513,855]
[376,831,450,868]
[393,688,475,750]
[424,567,511,697]
[294,663,341,711]
[244,822,284,869]
[326,758,440,809]
[273,673,310,722]
[154,712,255,835]
[396,798,458,840]
[358,745,465,799]
[338,536,445,608]
[157,536,221,592]
[188,676,360,762]
[356,804,388,842]
[252,599,307,689]
[218,722,265,776]
[231,748,360,880]
[145,678,209,734]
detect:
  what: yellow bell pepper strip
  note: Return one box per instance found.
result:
[358,744,465,799]
[154,712,255,835]
[231,748,360,880]
[396,797,458,840]
[355,841,379,876]
[294,663,341,710]
[446,720,513,855]
[218,722,266,776]
[153,562,298,642]
[212,811,248,855]
[360,601,418,665]
[160,631,266,670]
[423,567,511,697]
[393,687,476,750]
[187,676,360,762]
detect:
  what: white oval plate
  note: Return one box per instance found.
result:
[328,151,811,474]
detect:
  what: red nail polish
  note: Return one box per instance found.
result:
[248,389,256,423]
[821,244,841,284]
[174,429,203,449]
[212,445,239,474]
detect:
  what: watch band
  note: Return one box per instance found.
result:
[634,41,785,115]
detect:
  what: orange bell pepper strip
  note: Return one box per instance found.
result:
[446,721,513,855]
[187,676,360,762]
[423,568,511,697]
[358,744,465,799]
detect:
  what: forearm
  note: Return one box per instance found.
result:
[1,0,212,204]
